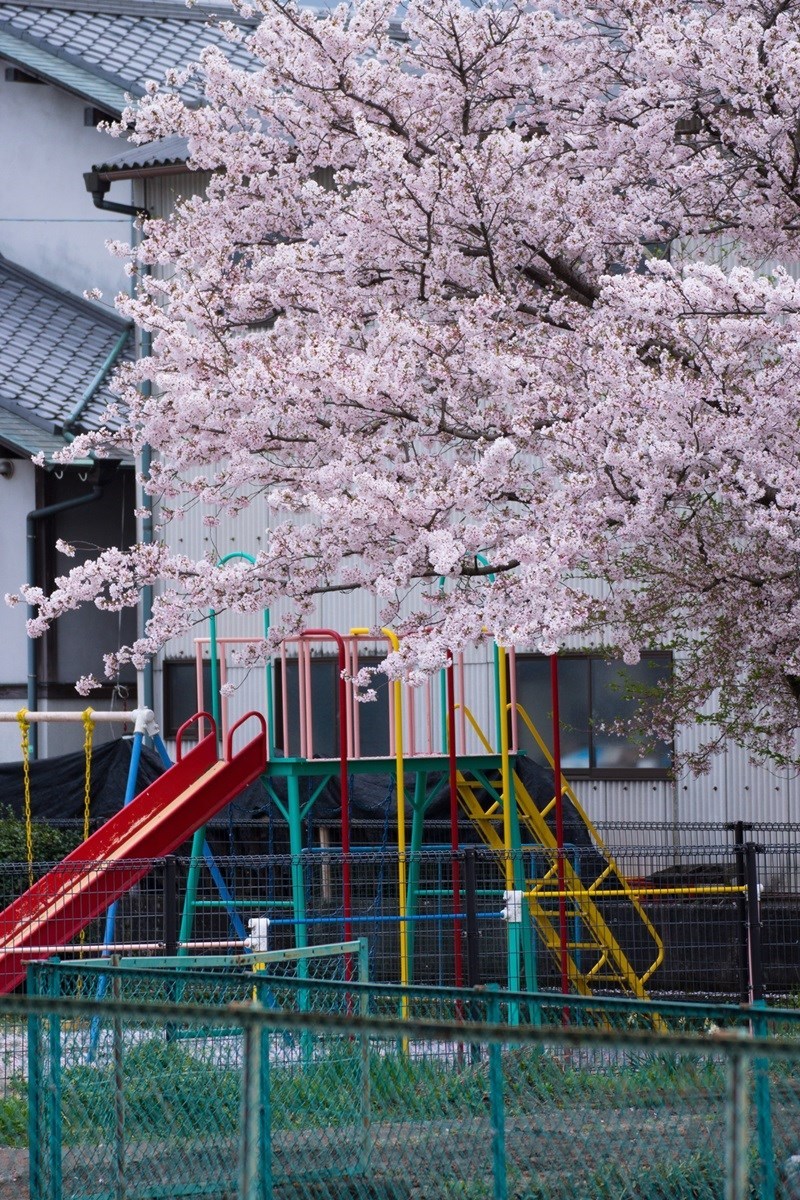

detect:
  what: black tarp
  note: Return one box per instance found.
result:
[0,737,165,822]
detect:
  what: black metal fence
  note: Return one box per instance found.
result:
[5,830,800,1003]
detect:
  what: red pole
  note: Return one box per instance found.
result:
[446,657,464,990]
[302,630,352,978]
[550,654,570,997]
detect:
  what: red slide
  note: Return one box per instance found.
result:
[0,712,267,993]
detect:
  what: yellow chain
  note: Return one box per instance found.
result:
[81,708,94,845]
[16,709,33,889]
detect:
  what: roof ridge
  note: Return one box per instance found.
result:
[0,252,132,332]
[0,1,257,23]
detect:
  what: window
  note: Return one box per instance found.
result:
[515,653,672,777]
[274,656,390,758]
[163,660,216,739]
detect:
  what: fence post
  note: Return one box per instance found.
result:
[727,822,753,1005]
[464,848,481,988]
[744,843,776,1200]
[26,964,43,1200]
[163,856,177,956]
[239,1014,264,1200]
[486,986,508,1200]
[744,843,765,1005]
[112,972,126,1200]
[725,1044,751,1200]
[47,965,63,1200]
[256,983,273,1200]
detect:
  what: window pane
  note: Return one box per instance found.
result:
[164,661,214,738]
[515,657,590,769]
[591,656,672,770]
[276,657,390,758]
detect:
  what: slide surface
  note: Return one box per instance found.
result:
[0,718,267,993]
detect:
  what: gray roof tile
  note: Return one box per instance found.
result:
[0,1,262,112]
[0,254,133,457]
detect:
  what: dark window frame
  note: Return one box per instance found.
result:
[274,654,391,759]
[514,651,674,781]
[162,659,218,740]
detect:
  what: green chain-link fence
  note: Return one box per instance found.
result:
[7,964,800,1200]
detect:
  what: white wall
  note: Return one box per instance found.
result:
[0,457,35,760]
[0,62,131,301]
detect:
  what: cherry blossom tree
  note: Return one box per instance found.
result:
[17,0,800,763]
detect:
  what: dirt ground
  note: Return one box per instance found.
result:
[0,1147,28,1199]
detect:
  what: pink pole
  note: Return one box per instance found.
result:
[302,630,352,972]
[508,648,519,753]
[280,642,289,755]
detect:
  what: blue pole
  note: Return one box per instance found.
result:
[88,728,147,1060]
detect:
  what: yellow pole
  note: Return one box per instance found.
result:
[350,628,410,1013]
[497,647,514,892]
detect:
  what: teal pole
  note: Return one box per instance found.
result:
[404,774,428,982]
[182,551,272,952]
[487,985,509,1200]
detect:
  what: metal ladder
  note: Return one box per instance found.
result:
[455,706,664,1000]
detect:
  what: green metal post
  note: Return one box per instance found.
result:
[178,830,204,956]
[357,937,370,990]
[725,1046,750,1200]
[358,943,372,1173]
[752,1002,776,1200]
[507,774,538,1006]
[487,985,509,1200]
[286,774,310,1059]
[48,967,62,1200]
[286,775,308,952]
[404,773,428,982]
[240,1016,263,1200]
[112,972,126,1200]
[27,965,43,1200]
[257,983,273,1200]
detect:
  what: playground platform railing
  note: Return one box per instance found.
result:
[6,984,800,1200]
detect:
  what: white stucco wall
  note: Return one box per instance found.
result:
[0,457,35,760]
[0,63,131,302]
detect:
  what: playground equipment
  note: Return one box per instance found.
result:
[182,620,664,1004]
[0,709,267,993]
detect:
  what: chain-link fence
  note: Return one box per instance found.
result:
[3,838,799,1001]
[8,978,800,1200]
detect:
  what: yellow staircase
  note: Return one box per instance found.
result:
[456,706,664,1001]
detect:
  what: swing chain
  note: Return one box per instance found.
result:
[81,708,94,845]
[16,709,34,889]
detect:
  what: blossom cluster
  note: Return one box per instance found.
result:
[20,0,800,762]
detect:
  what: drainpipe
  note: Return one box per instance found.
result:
[27,486,104,758]
[62,327,130,435]
[83,173,149,222]
[83,172,154,712]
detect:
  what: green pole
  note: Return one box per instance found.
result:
[404,773,428,983]
[48,967,62,1200]
[182,551,272,954]
[487,985,509,1200]
[752,1001,776,1200]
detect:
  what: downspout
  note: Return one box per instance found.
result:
[62,327,130,435]
[84,173,154,713]
[27,486,104,758]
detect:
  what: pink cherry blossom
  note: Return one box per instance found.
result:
[14,0,800,765]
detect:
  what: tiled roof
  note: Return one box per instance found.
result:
[0,254,133,459]
[0,1,262,114]
[93,133,191,176]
